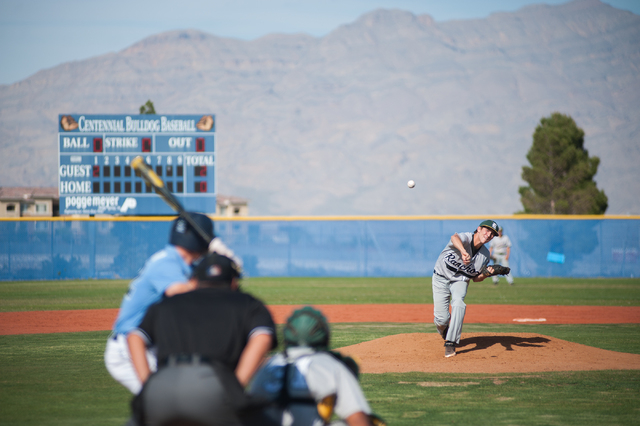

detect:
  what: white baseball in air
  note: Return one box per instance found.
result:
[407,180,415,188]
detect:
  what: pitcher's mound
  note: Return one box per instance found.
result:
[337,333,640,373]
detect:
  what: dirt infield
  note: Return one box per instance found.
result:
[2,304,639,374]
[1,304,639,335]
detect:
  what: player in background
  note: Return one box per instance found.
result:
[245,306,384,426]
[105,212,235,394]
[128,253,276,426]
[432,220,500,358]
[489,226,515,286]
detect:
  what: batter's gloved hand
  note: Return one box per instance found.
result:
[208,237,243,271]
[482,264,510,276]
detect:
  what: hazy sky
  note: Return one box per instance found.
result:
[0,0,638,85]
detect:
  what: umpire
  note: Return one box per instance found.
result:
[127,253,277,426]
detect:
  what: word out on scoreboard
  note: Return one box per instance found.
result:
[58,114,216,215]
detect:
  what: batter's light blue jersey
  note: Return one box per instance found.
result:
[112,245,192,335]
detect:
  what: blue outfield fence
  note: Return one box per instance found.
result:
[0,216,638,280]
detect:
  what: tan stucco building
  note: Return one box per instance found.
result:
[216,194,249,217]
[0,187,59,217]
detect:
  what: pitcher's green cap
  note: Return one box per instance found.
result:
[479,220,499,236]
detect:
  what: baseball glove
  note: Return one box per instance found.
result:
[482,264,510,276]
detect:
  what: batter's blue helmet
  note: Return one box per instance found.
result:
[168,213,213,253]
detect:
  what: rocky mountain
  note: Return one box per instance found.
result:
[0,0,638,215]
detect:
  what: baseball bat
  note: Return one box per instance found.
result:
[130,156,213,244]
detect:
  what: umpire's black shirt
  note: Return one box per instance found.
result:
[134,287,276,372]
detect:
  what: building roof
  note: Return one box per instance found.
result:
[216,194,248,206]
[0,187,59,200]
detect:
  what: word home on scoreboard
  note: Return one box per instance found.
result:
[58,114,216,216]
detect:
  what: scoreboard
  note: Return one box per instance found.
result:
[58,114,216,215]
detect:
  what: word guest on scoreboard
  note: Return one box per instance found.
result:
[58,114,216,215]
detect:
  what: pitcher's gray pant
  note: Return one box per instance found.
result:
[141,362,245,426]
[432,273,469,344]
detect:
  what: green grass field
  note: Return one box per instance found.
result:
[1,277,639,425]
[2,277,639,312]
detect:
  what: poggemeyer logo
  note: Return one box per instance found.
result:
[120,198,137,213]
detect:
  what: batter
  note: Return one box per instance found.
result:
[432,220,500,357]
[104,213,213,394]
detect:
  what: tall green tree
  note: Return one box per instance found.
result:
[139,100,156,114]
[519,112,608,214]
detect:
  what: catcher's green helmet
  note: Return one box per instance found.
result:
[283,306,330,349]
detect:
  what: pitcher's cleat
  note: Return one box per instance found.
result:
[444,341,456,358]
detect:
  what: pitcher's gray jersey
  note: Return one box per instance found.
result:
[434,232,491,281]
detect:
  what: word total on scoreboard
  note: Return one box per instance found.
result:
[58,114,216,216]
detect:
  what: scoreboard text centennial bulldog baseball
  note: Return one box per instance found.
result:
[58,114,216,215]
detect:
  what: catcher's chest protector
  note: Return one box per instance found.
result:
[250,357,329,426]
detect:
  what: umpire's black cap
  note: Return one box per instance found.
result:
[191,253,241,285]
[169,213,213,253]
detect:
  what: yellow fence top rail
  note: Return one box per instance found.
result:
[1,214,639,222]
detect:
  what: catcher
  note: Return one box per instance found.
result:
[244,306,386,426]
[432,220,510,357]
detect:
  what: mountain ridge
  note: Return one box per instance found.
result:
[0,0,638,215]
